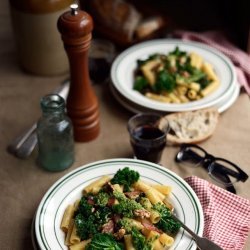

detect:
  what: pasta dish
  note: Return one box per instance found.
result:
[133,47,219,103]
[60,167,180,250]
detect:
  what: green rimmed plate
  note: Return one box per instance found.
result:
[35,158,204,250]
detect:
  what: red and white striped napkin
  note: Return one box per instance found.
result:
[173,30,250,95]
[185,176,250,250]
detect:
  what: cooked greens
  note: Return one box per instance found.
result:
[86,233,124,250]
[111,167,140,192]
[153,203,181,235]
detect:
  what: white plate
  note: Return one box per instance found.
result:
[32,212,40,250]
[111,39,236,112]
[35,158,204,250]
[218,82,240,113]
[110,80,240,114]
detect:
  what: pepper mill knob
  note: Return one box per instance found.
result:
[57,4,100,142]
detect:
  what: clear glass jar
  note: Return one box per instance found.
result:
[37,94,74,171]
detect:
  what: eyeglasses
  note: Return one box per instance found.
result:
[175,144,248,194]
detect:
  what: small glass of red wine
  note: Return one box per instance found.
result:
[88,39,115,83]
[127,113,169,163]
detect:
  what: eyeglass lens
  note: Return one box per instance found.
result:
[208,160,242,186]
[176,146,206,167]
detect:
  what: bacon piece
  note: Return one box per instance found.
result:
[87,197,95,205]
[102,220,115,234]
[113,214,121,224]
[114,228,126,240]
[107,197,116,206]
[181,71,190,78]
[141,219,162,233]
[134,209,150,218]
[124,191,141,199]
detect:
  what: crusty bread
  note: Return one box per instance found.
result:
[84,0,167,47]
[159,108,219,145]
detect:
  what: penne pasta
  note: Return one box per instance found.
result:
[187,89,197,100]
[70,223,81,245]
[69,239,91,250]
[190,52,203,69]
[112,183,124,193]
[168,93,181,103]
[65,219,74,246]
[135,181,165,201]
[150,210,161,224]
[159,233,174,247]
[179,95,189,103]
[176,85,188,95]
[133,180,151,193]
[83,175,111,194]
[124,218,144,230]
[140,197,152,210]
[201,62,218,81]
[145,189,163,205]
[147,230,160,240]
[124,234,136,250]
[200,80,219,97]
[163,198,174,211]
[152,239,164,250]
[141,59,162,85]
[61,205,75,233]
[189,82,201,92]
[145,92,171,103]
[152,185,172,196]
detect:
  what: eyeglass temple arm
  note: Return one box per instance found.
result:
[185,148,247,181]
[211,162,248,181]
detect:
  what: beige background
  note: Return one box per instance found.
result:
[0,1,249,249]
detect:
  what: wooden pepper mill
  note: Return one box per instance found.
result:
[57,4,100,142]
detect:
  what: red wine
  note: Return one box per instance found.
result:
[131,125,166,163]
[133,125,165,140]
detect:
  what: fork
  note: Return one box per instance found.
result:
[172,214,223,250]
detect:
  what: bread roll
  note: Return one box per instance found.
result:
[159,108,219,145]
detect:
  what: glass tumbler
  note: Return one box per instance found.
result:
[127,113,169,163]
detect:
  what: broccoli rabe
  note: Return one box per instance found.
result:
[153,203,181,235]
[137,54,160,67]
[133,76,148,92]
[131,228,153,250]
[86,233,124,250]
[112,190,143,218]
[153,70,176,93]
[111,167,140,192]
[95,206,112,225]
[75,195,111,240]
[75,214,98,240]
[169,46,187,57]
[118,218,133,233]
[94,192,110,207]
[77,196,94,217]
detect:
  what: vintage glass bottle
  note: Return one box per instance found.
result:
[37,94,74,171]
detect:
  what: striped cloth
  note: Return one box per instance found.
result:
[185,176,250,250]
[173,30,250,95]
